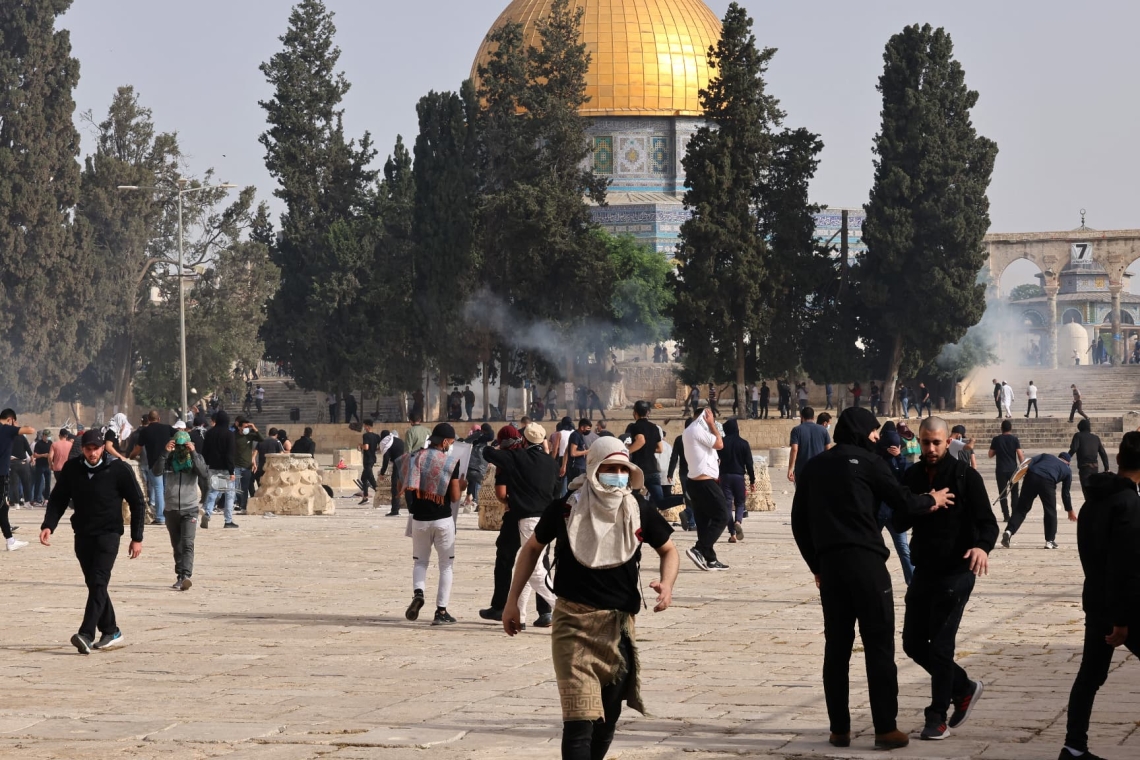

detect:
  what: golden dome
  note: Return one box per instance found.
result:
[472,0,722,118]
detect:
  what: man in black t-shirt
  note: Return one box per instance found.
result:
[561,419,592,483]
[359,420,381,505]
[9,426,34,507]
[397,423,465,627]
[32,431,53,505]
[504,436,678,759]
[0,409,37,550]
[987,420,1024,521]
[134,411,174,524]
[379,433,405,516]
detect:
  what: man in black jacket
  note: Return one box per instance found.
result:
[896,417,998,741]
[201,411,238,529]
[1058,433,1140,760]
[40,429,146,654]
[483,423,558,628]
[1069,419,1109,499]
[792,407,953,751]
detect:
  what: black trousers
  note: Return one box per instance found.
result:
[818,548,898,735]
[686,478,728,562]
[759,400,768,419]
[902,569,976,724]
[1006,471,1059,542]
[1078,464,1099,499]
[562,633,633,760]
[74,533,121,639]
[995,398,1002,418]
[995,468,1019,522]
[1026,399,1038,417]
[1070,401,1089,422]
[166,508,197,580]
[1065,614,1140,752]
[8,462,32,503]
[489,513,551,614]
[0,475,10,539]
[361,460,377,497]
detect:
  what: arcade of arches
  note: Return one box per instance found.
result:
[987,227,1140,367]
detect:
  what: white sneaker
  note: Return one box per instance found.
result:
[6,539,28,551]
[1045,540,1059,550]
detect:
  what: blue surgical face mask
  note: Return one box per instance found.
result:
[598,472,629,489]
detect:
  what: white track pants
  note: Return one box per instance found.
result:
[411,518,455,608]
[516,516,556,620]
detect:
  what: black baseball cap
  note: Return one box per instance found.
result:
[429,422,457,445]
[80,429,104,447]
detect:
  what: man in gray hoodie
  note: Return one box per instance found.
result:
[153,431,209,590]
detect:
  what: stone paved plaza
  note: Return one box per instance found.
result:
[1,469,1138,760]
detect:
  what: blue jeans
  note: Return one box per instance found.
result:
[876,502,914,585]
[204,470,235,524]
[33,467,51,503]
[900,398,909,417]
[145,470,165,523]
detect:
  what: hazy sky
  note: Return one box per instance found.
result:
[62,0,1140,289]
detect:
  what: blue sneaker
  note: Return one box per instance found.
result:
[70,633,92,654]
[92,630,124,651]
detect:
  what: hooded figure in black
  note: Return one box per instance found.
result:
[1061,432,1140,759]
[1069,418,1109,498]
[792,407,952,750]
[201,411,238,528]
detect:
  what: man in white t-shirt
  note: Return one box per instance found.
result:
[681,408,727,571]
[1000,382,1014,419]
[1025,381,1038,419]
[750,383,760,419]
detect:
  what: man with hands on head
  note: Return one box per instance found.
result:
[153,430,209,591]
[503,436,678,760]
[895,417,997,741]
[792,407,955,751]
[41,429,146,654]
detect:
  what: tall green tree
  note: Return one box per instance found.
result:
[412,85,479,417]
[857,23,997,404]
[259,0,377,394]
[0,0,93,410]
[671,3,784,392]
[592,232,674,352]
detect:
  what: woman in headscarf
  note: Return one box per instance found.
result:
[153,430,208,591]
[104,413,132,460]
[503,436,679,760]
[874,420,915,586]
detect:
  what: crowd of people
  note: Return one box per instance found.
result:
[5,384,1140,760]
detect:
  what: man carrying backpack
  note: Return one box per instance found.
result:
[895,417,997,741]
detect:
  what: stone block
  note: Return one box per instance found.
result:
[321,465,362,495]
[768,447,790,469]
[334,448,362,467]
[248,454,335,516]
[1124,411,1140,431]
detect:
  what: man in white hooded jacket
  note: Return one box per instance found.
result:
[503,436,679,760]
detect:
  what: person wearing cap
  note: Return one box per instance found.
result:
[153,430,208,590]
[502,436,679,759]
[0,409,36,551]
[484,422,559,627]
[791,407,954,750]
[396,422,465,626]
[1001,451,1076,550]
[41,429,146,653]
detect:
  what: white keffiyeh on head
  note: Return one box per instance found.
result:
[108,413,132,442]
[564,436,644,570]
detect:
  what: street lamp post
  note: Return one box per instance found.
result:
[119,180,238,421]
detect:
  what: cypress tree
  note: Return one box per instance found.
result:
[858,24,997,404]
[672,3,784,391]
[0,0,91,409]
[259,0,376,394]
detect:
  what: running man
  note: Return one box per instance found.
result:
[1070,385,1090,423]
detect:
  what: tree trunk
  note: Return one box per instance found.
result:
[482,358,491,422]
[111,328,135,414]
[497,348,511,421]
[437,363,448,422]
[882,333,905,419]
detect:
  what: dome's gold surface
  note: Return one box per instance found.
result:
[472,0,722,117]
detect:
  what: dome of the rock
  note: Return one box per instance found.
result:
[471,0,722,118]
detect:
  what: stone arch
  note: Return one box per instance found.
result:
[1021,309,1046,328]
[1062,308,1083,324]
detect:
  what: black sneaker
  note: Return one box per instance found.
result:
[685,547,709,571]
[706,559,730,571]
[478,607,503,621]
[1059,748,1105,760]
[432,609,457,626]
[734,521,744,540]
[949,679,983,728]
[171,579,183,590]
[406,592,425,621]
[92,630,124,651]
[179,578,192,592]
[386,511,402,517]
[1000,530,1011,549]
[224,521,239,529]
[532,613,553,628]
[920,722,949,740]
[70,633,93,655]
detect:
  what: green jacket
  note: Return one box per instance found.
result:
[403,425,428,455]
[235,429,263,469]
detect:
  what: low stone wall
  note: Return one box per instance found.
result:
[247,454,335,516]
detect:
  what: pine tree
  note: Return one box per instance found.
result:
[259,0,376,393]
[672,3,784,391]
[0,0,92,409]
[858,24,998,404]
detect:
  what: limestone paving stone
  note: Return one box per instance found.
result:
[1,467,1138,759]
